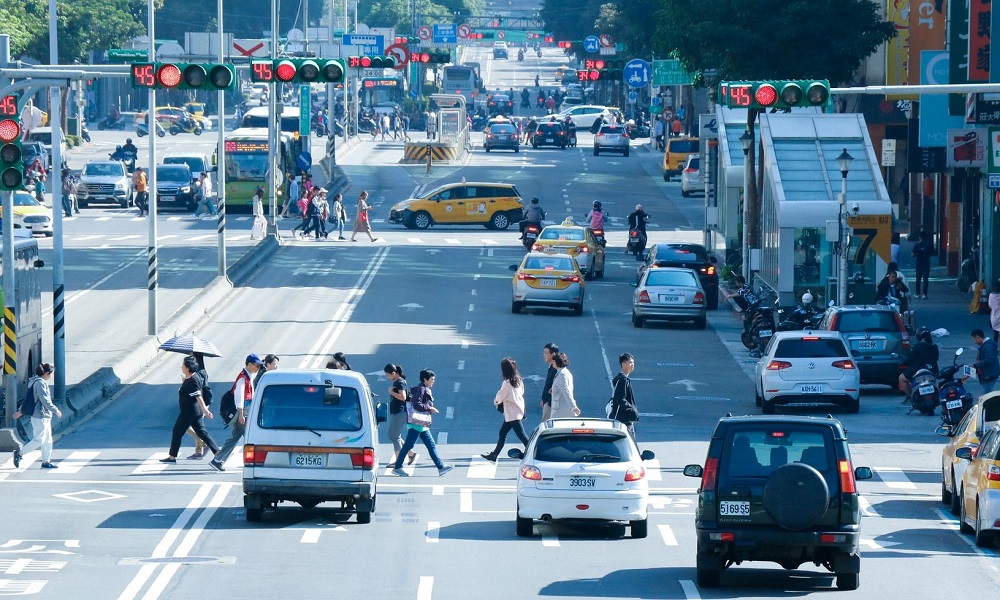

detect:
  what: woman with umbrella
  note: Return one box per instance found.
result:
[185,352,211,459]
[160,355,220,464]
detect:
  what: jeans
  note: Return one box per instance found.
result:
[393,427,444,470]
[336,217,345,238]
[213,418,245,464]
[488,419,530,457]
[169,413,219,457]
[980,378,997,395]
[62,194,74,217]
[193,196,217,216]
[387,411,407,455]
[914,263,930,296]
[20,417,53,463]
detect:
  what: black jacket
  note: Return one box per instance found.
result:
[541,365,557,405]
[902,341,939,378]
[609,373,639,424]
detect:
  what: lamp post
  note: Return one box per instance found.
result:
[739,130,753,280]
[837,148,854,306]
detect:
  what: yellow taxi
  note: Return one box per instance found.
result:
[956,423,1000,547]
[509,250,585,316]
[387,182,524,230]
[662,136,699,181]
[0,192,53,237]
[938,391,1000,515]
[135,106,211,129]
[532,217,606,279]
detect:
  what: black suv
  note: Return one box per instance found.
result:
[683,415,872,590]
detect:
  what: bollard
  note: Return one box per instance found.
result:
[425,144,432,174]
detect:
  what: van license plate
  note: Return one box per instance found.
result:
[293,453,324,467]
[719,500,750,516]
[569,476,595,487]
[800,384,822,393]
[918,385,935,395]
[946,399,963,410]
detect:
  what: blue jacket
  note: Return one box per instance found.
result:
[974,339,1000,381]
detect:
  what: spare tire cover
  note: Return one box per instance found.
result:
[762,463,830,530]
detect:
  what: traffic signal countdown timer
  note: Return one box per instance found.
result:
[0,95,22,191]
[577,60,625,81]
[719,80,830,110]
[250,58,345,83]
[131,63,236,90]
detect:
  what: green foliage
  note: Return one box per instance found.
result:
[358,0,481,30]
[539,0,603,43]
[655,0,895,85]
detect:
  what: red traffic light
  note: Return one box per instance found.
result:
[156,64,182,88]
[558,41,571,49]
[275,60,297,82]
[588,69,600,81]
[544,36,554,43]
[360,56,372,68]
[0,118,21,144]
[754,83,778,107]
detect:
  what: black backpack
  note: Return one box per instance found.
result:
[17,379,37,417]
[220,372,248,425]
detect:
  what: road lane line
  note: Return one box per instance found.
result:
[444,238,460,245]
[468,303,474,312]
[482,239,498,245]
[459,489,472,512]
[53,451,100,474]
[453,382,461,394]
[457,360,465,370]
[417,576,433,600]
[445,406,454,419]
[108,235,142,241]
[858,496,879,518]
[658,524,678,546]
[464,321,472,330]
[408,238,424,244]
[73,235,102,241]
[189,234,216,241]
[679,580,701,599]
[466,457,497,479]
[437,432,448,445]
[875,467,916,489]
[96,217,112,221]
[542,536,560,547]
[300,530,322,544]
[425,522,440,543]
[461,340,469,349]
[432,486,444,496]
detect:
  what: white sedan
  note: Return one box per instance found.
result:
[508,418,654,538]
[556,105,610,129]
[754,330,860,414]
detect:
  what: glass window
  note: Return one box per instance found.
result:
[645,270,698,287]
[534,433,630,463]
[540,228,584,241]
[773,338,849,359]
[84,164,124,177]
[835,311,899,332]
[793,227,831,304]
[225,153,268,181]
[724,429,833,479]
[257,385,363,432]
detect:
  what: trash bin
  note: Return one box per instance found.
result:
[67,117,80,137]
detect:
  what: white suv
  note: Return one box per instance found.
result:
[242,369,386,523]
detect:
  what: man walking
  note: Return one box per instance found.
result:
[609,353,640,439]
[133,167,148,217]
[192,172,216,218]
[971,329,1000,395]
[210,354,264,472]
[911,231,933,299]
[540,343,558,421]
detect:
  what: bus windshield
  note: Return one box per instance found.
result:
[225,152,269,181]
[240,108,300,133]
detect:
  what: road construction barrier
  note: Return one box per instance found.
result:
[401,142,460,163]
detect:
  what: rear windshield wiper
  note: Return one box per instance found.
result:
[581,453,620,462]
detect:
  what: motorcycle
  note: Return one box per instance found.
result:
[627,120,651,139]
[522,223,541,250]
[877,295,916,334]
[626,229,646,257]
[81,126,91,143]
[109,146,137,173]
[776,301,823,331]
[749,302,776,355]
[907,366,939,416]
[520,96,530,109]
[591,228,607,248]
[169,118,203,135]
[97,114,128,130]
[938,348,974,427]
[517,50,525,62]
[537,95,545,109]
[136,121,166,138]
[331,119,346,138]
[536,48,542,58]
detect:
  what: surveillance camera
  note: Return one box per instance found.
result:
[850,202,860,215]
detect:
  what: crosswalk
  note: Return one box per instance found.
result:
[0,448,245,477]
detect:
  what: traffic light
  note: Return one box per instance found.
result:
[718,80,830,110]
[599,60,624,80]
[250,58,345,83]
[577,70,599,82]
[395,36,421,45]
[0,96,23,191]
[347,56,397,69]
[130,63,236,90]
[408,51,451,65]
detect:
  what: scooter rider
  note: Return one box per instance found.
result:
[121,138,138,157]
[627,203,650,250]
[586,201,606,230]
[899,328,939,397]
[520,197,546,239]
[564,115,577,146]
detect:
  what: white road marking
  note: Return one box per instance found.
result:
[679,580,701,599]
[858,496,879,518]
[425,522,440,543]
[96,217,112,221]
[432,485,444,496]
[445,406,454,419]
[53,451,100,474]
[658,524,678,546]
[437,432,448,445]
[468,303,474,312]
[457,360,465,370]
[300,529,322,544]
[189,234,216,241]
[73,235,103,241]
[157,235,178,241]
[108,234,141,241]
[1,450,40,472]
[445,238,460,245]
[131,452,171,475]
[408,238,424,244]
[542,536,560,547]
[417,576,434,600]
[464,321,472,330]
[483,239,498,245]
[467,457,497,479]
[473,274,480,280]
[453,382,461,394]
[875,467,916,489]
[459,488,473,512]
[461,340,469,349]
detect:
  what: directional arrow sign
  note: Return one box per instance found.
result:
[669,379,705,392]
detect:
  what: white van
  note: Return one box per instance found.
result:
[242,369,386,523]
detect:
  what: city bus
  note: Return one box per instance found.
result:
[240,105,302,134]
[0,231,44,430]
[441,65,479,106]
[360,76,404,110]
[222,127,295,212]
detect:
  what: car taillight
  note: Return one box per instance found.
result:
[624,466,645,482]
[638,290,651,303]
[243,444,267,465]
[767,360,792,370]
[693,292,705,305]
[839,459,856,494]
[517,273,536,281]
[521,465,542,480]
[596,132,603,137]
[702,457,718,492]
[986,465,1000,481]
[531,243,543,251]
[832,360,856,369]
[705,266,716,275]
[350,448,375,470]
[579,245,590,253]
[561,275,580,282]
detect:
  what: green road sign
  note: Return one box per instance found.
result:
[653,59,693,86]
[108,49,148,62]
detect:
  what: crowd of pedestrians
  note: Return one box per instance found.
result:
[280,174,376,243]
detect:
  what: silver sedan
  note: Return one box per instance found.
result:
[593,124,629,157]
[631,267,707,328]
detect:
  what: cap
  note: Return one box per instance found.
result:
[246,353,264,366]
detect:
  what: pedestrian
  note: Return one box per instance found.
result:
[380,113,390,141]
[549,352,580,418]
[426,112,437,140]
[890,231,901,264]
[303,174,314,195]
[192,172,216,218]
[60,168,77,218]
[333,352,351,370]
[990,281,1000,343]
[402,113,411,141]
[12,363,61,469]
[253,353,279,388]
[185,352,213,459]
[609,353,641,439]
[281,173,299,218]
[209,354,264,472]
[540,342,558,421]
[303,188,328,240]
[350,190,379,242]
[293,189,311,236]
[28,157,46,203]
[250,186,265,240]
[654,117,665,151]
[671,116,682,137]
[390,369,454,476]
[133,167,148,216]
[159,356,221,464]
[971,328,1000,395]
[912,231,934,299]
[330,193,348,240]
[480,357,530,462]
[384,364,418,466]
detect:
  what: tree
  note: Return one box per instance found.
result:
[539,0,603,46]
[594,1,661,59]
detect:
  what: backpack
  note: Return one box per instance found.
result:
[18,379,37,417]
[219,389,237,425]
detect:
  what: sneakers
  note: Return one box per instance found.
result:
[407,452,419,466]
[391,467,409,477]
[209,460,225,472]
[187,451,204,460]
[480,453,497,463]
[40,462,58,469]
[159,457,177,464]
[438,464,455,476]
[338,236,346,240]
[12,450,21,468]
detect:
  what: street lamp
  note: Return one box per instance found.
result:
[739,130,753,280]
[836,148,854,306]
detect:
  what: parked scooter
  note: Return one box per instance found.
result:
[97,114,128,130]
[776,292,823,331]
[750,302,776,355]
[907,366,939,416]
[81,126,91,143]
[938,348,974,427]
[136,121,166,137]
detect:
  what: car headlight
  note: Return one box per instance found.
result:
[181,186,191,194]
[115,182,126,190]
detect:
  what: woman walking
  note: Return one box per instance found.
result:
[12,363,61,469]
[185,353,211,459]
[480,358,530,462]
[391,369,454,476]
[160,356,221,464]
[549,352,581,418]
[384,364,418,466]
[350,190,379,242]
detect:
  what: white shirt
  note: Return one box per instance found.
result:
[201,177,213,198]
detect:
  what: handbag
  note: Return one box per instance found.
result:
[406,399,433,427]
[496,401,505,414]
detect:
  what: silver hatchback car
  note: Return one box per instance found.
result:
[631,267,707,328]
[594,124,629,157]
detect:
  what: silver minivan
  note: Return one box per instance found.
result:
[242,369,386,523]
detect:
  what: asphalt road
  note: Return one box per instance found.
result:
[2,46,998,599]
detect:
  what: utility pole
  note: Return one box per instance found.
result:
[48,0,66,402]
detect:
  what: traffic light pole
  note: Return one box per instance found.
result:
[2,189,15,430]
[48,0,66,405]
[216,0,227,277]
[147,0,159,336]
[267,0,279,235]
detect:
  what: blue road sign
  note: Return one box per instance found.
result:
[434,24,457,44]
[342,34,384,56]
[583,36,600,53]
[628,91,637,103]
[296,152,312,172]
[624,58,651,89]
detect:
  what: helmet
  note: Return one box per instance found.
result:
[801,292,814,305]
[126,138,132,144]
[593,201,602,210]
[531,197,540,205]
[917,327,932,343]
